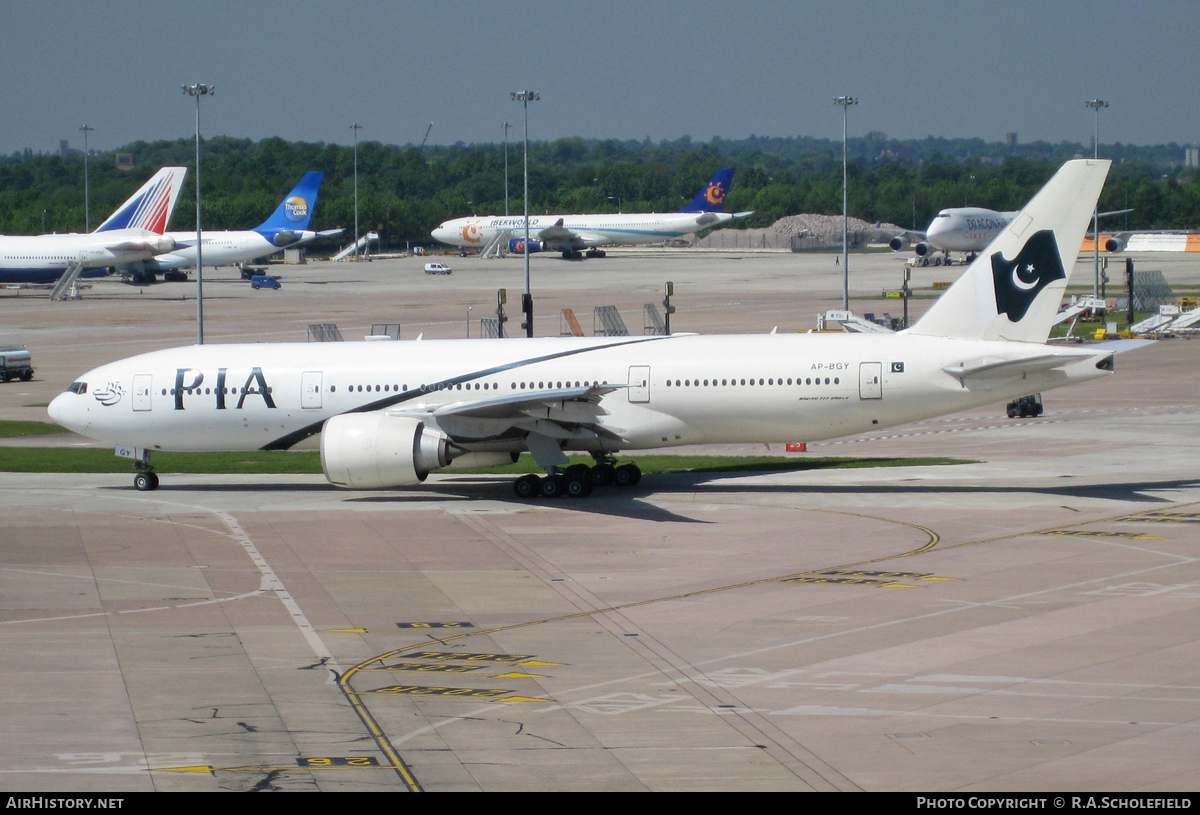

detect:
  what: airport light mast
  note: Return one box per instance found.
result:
[502,122,512,216]
[80,125,94,231]
[182,83,213,345]
[834,96,858,311]
[1085,99,1108,300]
[511,90,539,337]
[351,122,363,260]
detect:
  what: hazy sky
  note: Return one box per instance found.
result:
[3,0,1196,156]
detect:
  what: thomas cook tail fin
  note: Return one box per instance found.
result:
[254,172,323,233]
[94,167,187,234]
[907,159,1110,344]
[680,167,735,213]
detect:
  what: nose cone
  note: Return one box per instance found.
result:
[431,224,455,245]
[47,392,73,429]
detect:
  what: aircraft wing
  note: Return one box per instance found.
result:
[384,383,628,442]
[534,219,605,251]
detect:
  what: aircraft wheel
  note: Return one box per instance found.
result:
[588,464,615,486]
[134,471,159,491]
[513,474,541,499]
[614,463,641,487]
[541,474,566,498]
[565,463,591,482]
[565,476,593,498]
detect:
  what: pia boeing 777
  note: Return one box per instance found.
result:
[50,159,1138,497]
[0,167,186,284]
[431,168,752,259]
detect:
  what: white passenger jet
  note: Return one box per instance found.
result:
[123,171,342,283]
[431,168,751,259]
[892,205,1132,262]
[0,167,186,285]
[50,159,1132,497]
[889,207,1018,262]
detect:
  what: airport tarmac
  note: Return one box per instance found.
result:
[1,249,1199,791]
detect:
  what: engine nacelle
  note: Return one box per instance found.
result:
[1103,235,1126,253]
[320,413,451,489]
[271,230,300,247]
[888,235,909,251]
[913,241,936,257]
[509,238,544,254]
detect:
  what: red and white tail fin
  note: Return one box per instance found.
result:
[94,167,187,234]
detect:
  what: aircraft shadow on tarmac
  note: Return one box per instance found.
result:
[103,473,1200,523]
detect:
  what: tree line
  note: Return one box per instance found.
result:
[0,134,1195,248]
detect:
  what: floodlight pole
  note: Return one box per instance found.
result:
[834,96,857,311]
[351,123,363,259]
[511,91,539,337]
[1085,99,1108,300]
[80,125,94,231]
[502,122,512,216]
[182,83,213,345]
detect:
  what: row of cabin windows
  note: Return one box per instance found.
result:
[155,376,838,399]
[163,387,273,396]
[667,376,840,387]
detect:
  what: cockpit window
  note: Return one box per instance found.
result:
[67,382,87,394]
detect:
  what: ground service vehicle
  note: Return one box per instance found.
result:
[0,346,33,382]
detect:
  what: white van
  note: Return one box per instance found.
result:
[424,262,452,275]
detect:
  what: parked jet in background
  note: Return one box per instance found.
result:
[122,172,342,283]
[49,159,1138,498]
[0,167,186,284]
[431,168,751,259]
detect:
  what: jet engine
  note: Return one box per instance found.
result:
[271,230,300,247]
[913,241,937,257]
[1103,235,1126,253]
[320,413,452,489]
[508,238,544,254]
[888,235,909,251]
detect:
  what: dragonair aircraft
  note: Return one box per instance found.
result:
[122,172,342,283]
[431,168,752,259]
[0,166,187,284]
[50,159,1137,498]
[889,207,1019,261]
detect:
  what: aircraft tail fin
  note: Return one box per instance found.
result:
[906,159,1110,344]
[681,167,735,212]
[94,167,187,234]
[255,172,323,232]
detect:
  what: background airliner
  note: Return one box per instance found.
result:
[431,168,752,259]
[0,167,186,284]
[49,160,1134,498]
[889,206,1018,261]
[123,172,341,283]
[893,205,1133,262]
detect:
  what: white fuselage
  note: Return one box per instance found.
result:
[48,332,1112,457]
[432,212,736,250]
[0,230,174,284]
[151,230,320,269]
[926,208,1018,253]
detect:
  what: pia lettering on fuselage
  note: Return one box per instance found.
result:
[173,367,277,410]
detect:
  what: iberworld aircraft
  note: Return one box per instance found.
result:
[431,168,751,259]
[50,160,1135,498]
[122,171,341,283]
[0,167,186,284]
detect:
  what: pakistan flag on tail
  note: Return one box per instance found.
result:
[907,159,1111,344]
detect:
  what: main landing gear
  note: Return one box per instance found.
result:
[512,458,641,499]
